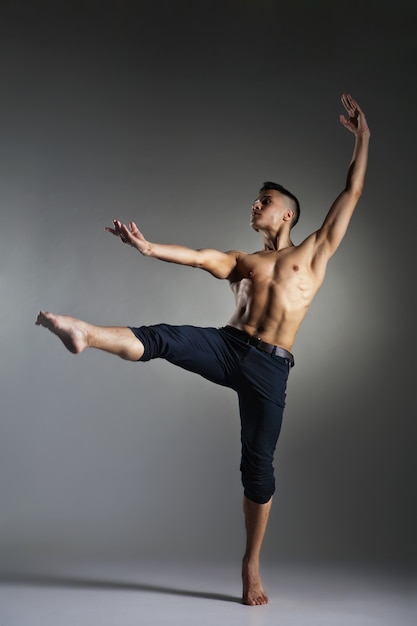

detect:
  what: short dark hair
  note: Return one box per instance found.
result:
[260,181,300,228]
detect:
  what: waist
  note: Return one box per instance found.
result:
[221,325,294,367]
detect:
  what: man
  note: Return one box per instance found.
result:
[36,93,370,606]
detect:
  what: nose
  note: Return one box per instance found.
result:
[252,200,261,212]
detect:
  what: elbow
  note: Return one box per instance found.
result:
[346,185,363,200]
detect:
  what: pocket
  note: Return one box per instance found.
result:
[241,347,288,407]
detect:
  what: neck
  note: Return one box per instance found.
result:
[262,231,293,252]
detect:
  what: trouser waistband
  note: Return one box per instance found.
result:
[221,326,294,367]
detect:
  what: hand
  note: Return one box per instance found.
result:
[105,220,151,254]
[339,93,369,135]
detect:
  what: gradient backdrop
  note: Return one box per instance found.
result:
[0,0,415,576]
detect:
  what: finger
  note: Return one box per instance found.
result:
[117,221,129,238]
[348,94,358,108]
[129,221,141,235]
[341,93,350,111]
[121,223,133,239]
[347,94,362,116]
[111,220,130,241]
[109,220,119,235]
[346,94,359,113]
[345,93,358,113]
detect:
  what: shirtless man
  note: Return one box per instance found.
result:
[35,93,370,605]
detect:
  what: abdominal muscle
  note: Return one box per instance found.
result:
[226,254,320,352]
[227,297,306,352]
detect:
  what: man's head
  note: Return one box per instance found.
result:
[259,182,300,229]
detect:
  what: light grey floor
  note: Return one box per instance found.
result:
[0,560,414,626]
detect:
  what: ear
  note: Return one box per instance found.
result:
[283,209,295,223]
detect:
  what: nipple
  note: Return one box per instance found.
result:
[292,265,299,271]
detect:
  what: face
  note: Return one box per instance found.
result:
[250,190,289,232]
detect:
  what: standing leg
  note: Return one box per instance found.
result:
[35,311,144,361]
[237,351,289,606]
[242,495,272,605]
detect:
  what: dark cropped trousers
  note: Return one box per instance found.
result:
[129,324,292,504]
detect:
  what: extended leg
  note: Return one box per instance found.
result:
[242,495,272,606]
[35,311,144,361]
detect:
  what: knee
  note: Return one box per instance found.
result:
[240,456,275,505]
[119,341,144,361]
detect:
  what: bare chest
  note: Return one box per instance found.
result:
[240,250,308,283]
[231,251,315,304]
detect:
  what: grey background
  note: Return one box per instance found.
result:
[0,0,415,576]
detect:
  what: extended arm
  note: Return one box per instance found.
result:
[312,93,370,263]
[105,220,238,279]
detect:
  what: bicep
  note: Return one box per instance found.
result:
[314,189,361,259]
[196,248,239,279]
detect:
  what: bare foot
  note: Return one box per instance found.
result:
[35,311,89,354]
[242,559,268,606]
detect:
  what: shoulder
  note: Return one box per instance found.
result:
[224,249,248,264]
[289,232,321,261]
[225,249,245,257]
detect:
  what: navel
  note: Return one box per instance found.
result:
[292,265,299,271]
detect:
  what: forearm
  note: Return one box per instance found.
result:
[345,130,371,195]
[142,241,201,267]
[142,241,237,279]
[315,128,370,254]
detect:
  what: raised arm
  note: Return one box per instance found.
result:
[311,93,370,266]
[105,219,239,279]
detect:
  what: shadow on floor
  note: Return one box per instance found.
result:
[0,573,242,604]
